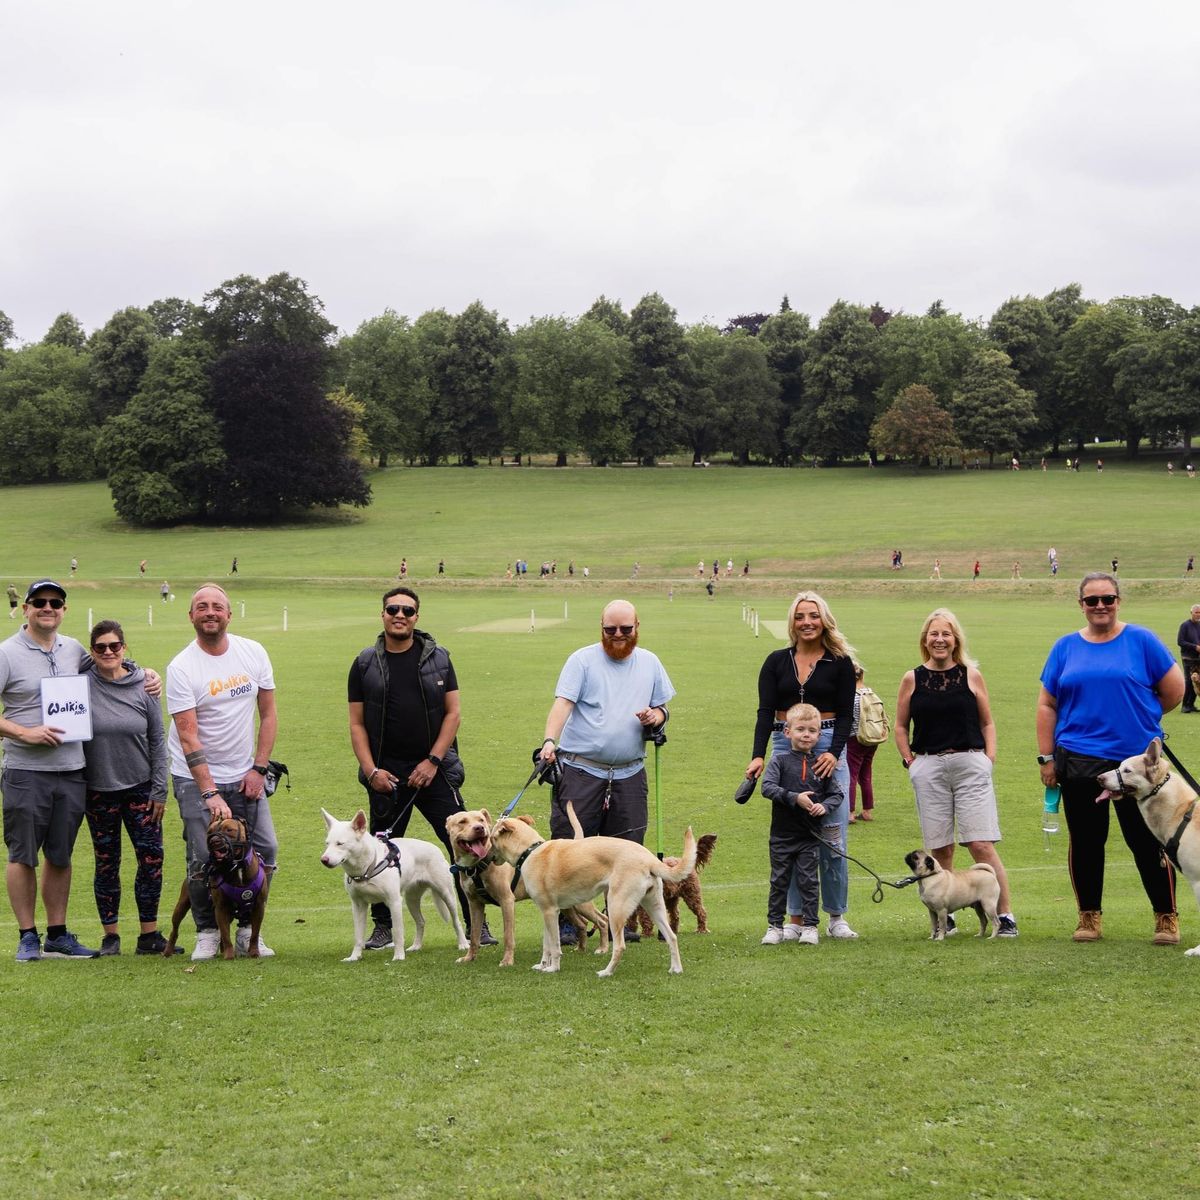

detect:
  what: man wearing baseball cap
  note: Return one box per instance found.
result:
[0,580,98,959]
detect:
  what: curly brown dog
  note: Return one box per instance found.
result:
[635,833,716,938]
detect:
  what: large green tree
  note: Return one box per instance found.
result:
[89,306,156,424]
[339,310,430,466]
[716,330,781,464]
[42,312,87,351]
[869,384,961,467]
[950,347,1037,465]
[98,338,226,523]
[443,302,511,465]
[759,308,811,463]
[626,293,687,465]
[876,312,981,413]
[799,301,881,464]
[201,273,336,354]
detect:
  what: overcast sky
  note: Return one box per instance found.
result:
[4,0,1198,343]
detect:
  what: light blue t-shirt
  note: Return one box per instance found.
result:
[556,643,675,779]
[1040,623,1175,760]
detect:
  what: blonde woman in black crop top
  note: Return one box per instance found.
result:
[895,608,1018,937]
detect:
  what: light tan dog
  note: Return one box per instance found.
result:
[904,849,1000,940]
[489,815,697,976]
[1097,738,1200,955]
[445,808,609,966]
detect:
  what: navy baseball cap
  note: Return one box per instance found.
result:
[25,579,67,602]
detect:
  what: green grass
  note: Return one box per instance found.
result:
[2,467,1200,1198]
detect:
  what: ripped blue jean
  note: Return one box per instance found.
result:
[772,727,850,917]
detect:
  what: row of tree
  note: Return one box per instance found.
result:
[2,277,1199,522]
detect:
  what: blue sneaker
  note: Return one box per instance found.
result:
[42,931,100,959]
[16,931,41,962]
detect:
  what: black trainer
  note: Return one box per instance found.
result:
[364,924,394,950]
[477,921,498,947]
[136,930,183,955]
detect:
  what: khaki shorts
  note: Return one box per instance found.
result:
[908,751,1001,848]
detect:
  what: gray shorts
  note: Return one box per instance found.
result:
[2,767,87,867]
[907,751,1001,848]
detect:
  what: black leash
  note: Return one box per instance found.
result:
[814,831,921,903]
[377,785,421,841]
[1160,733,1200,794]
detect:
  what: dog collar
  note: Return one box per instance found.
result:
[509,840,545,896]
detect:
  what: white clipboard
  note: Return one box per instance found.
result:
[39,675,93,743]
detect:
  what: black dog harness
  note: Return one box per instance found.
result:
[348,837,402,884]
[1163,800,1196,870]
[509,840,545,896]
[450,860,500,907]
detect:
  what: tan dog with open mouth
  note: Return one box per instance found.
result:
[1097,738,1199,955]
[445,808,609,966]
[488,814,696,976]
[903,849,1000,940]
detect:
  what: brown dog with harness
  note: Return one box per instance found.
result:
[163,816,271,959]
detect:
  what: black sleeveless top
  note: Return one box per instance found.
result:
[909,664,984,754]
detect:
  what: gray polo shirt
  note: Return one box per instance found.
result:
[0,627,88,771]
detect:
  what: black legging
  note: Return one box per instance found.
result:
[1061,775,1175,913]
[363,761,469,928]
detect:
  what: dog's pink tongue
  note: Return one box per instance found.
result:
[1096,788,1114,803]
[468,839,489,858]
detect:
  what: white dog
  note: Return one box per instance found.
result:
[320,808,468,961]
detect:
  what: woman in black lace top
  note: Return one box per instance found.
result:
[894,608,1018,936]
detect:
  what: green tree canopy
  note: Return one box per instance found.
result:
[870,384,961,467]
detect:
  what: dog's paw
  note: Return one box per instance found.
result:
[343,952,362,962]
[669,964,683,974]
[499,957,514,967]
[390,953,406,962]
[1186,945,1200,957]
[455,952,476,964]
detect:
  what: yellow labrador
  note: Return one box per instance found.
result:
[445,808,608,966]
[489,815,696,976]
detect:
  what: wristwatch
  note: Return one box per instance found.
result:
[251,764,269,776]
[1036,754,1054,765]
[427,754,443,767]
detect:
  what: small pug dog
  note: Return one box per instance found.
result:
[903,849,1000,940]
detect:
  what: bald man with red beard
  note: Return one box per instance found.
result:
[538,600,674,943]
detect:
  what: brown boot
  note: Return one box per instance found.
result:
[1152,912,1180,945]
[1072,910,1102,941]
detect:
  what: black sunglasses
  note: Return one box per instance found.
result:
[1081,594,1119,607]
[28,597,65,609]
[92,640,125,655]
[385,603,418,618]
[602,624,636,636]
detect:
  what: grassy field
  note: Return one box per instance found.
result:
[3,465,1200,1199]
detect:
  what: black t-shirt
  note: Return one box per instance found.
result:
[348,646,457,761]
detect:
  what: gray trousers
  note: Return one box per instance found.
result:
[173,775,278,932]
[768,832,819,927]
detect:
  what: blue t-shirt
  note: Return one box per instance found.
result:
[556,643,675,779]
[1040,624,1175,759]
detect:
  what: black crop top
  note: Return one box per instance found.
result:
[752,647,855,760]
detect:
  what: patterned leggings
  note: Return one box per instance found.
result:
[85,784,164,926]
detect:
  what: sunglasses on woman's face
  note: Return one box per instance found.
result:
[92,641,125,655]
[1081,594,1119,608]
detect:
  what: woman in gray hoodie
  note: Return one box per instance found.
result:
[83,620,172,955]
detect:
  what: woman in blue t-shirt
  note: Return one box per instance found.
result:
[1036,572,1184,945]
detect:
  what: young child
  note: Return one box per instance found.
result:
[759,703,844,945]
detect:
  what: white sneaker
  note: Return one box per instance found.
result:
[781,924,803,942]
[236,927,275,957]
[797,926,819,945]
[191,928,220,961]
[827,916,859,939]
[761,926,786,945]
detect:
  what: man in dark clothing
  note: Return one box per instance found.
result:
[347,586,490,949]
[1177,604,1200,713]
